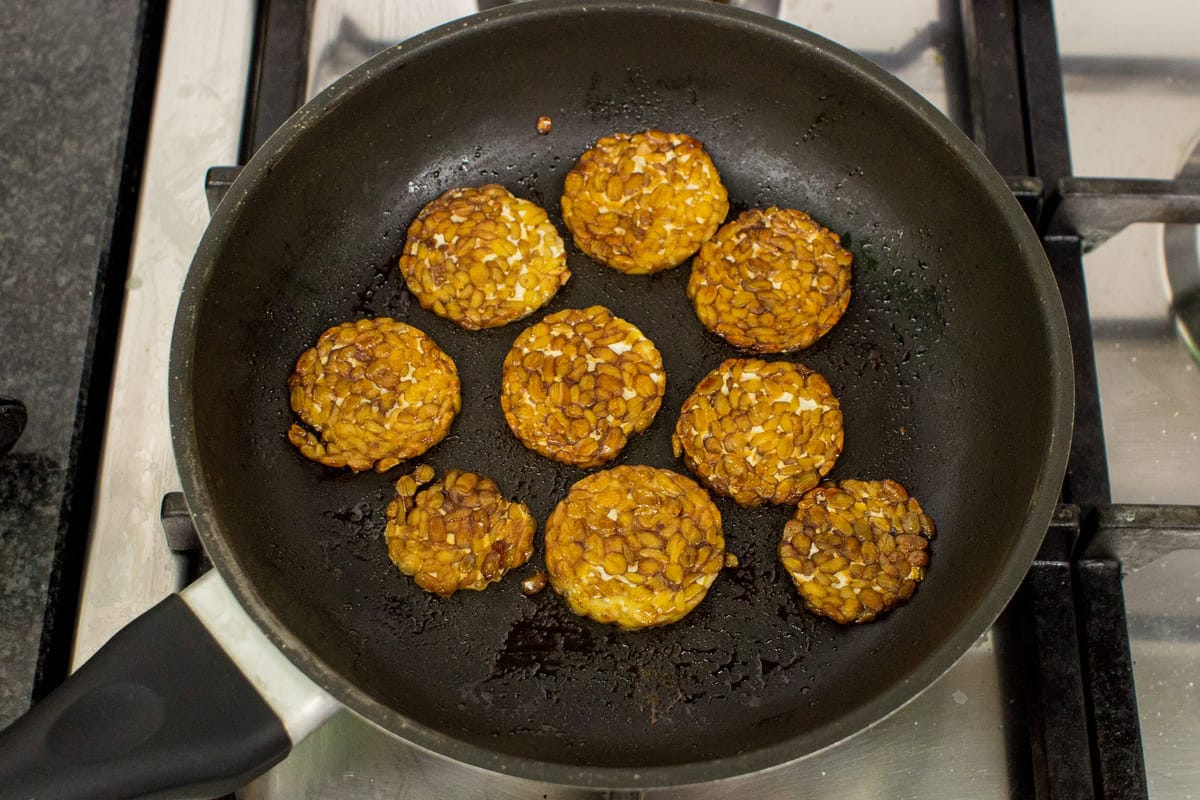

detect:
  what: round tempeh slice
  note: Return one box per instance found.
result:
[500,306,665,468]
[688,207,852,353]
[545,465,725,630]
[672,358,843,506]
[780,479,935,624]
[561,130,729,274]
[399,184,570,330]
[287,318,460,472]
[385,468,535,596]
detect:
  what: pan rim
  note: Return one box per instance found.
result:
[169,0,1075,788]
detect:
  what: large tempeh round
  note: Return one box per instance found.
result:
[385,468,535,596]
[672,358,842,507]
[560,130,729,274]
[688,207,852,353]
[500,306,665,468]
[780,479,934,624]
[399,184,570,330]
[544,465,725,630]
[287,318,460,472]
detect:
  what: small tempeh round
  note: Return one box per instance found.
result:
[672,358,843,507]
[287,318,461,472]
[399,184,570,330]
[561,130,729,274]
[780,479,935,624]
[688,207,853,353]
[500,306,665,468]
[545,465,725,630]
[385,468,535,596]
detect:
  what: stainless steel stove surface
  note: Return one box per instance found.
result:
[72,1,1200,798]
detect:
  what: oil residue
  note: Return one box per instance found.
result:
[493,601,596,678]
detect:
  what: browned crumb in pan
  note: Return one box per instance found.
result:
[500,305,665,468]
[521,571,548,595]
[780,479,934,624]
[287,318,460,472]
[672,358,843,507]
[544,465,725,630]
[688,207,852,353]
[399,184,569,330]
[560,130,729,274]
[385,468,535,596]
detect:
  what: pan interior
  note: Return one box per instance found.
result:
[182,3,1063,775]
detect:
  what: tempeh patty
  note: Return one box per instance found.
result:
[544,465,725,630]
[385,468,535,596]
[400,184,569,330]
[672,358,843,506]
[780,479,934,624]
[561,130,728,274]
[688,207,852,352]
[287,318,460,472]
[500,306,665,468]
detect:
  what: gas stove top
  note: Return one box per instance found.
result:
[70,1,1200,798]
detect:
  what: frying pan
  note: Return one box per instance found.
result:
[0,1,1073,797]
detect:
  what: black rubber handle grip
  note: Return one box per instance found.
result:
[0,594,291,800]
[0,396,26,455]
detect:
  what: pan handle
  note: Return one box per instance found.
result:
[0,572,339,800]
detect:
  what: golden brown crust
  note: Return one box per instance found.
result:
[561,130,729,274]
[287,318,460,472]
[399,184,569,330]
[544,465,725,629]
[688,207,852,353]
[671,358,843,506]
[780,479,934,624]
[385,468,535,596]
[500,306,665,468]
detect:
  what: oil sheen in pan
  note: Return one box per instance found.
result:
[198,7,1061,777]
[295,179,954,769]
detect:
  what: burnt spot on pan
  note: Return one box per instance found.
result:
[463,493,818,733]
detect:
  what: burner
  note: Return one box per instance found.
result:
[1165,134,1200,361]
